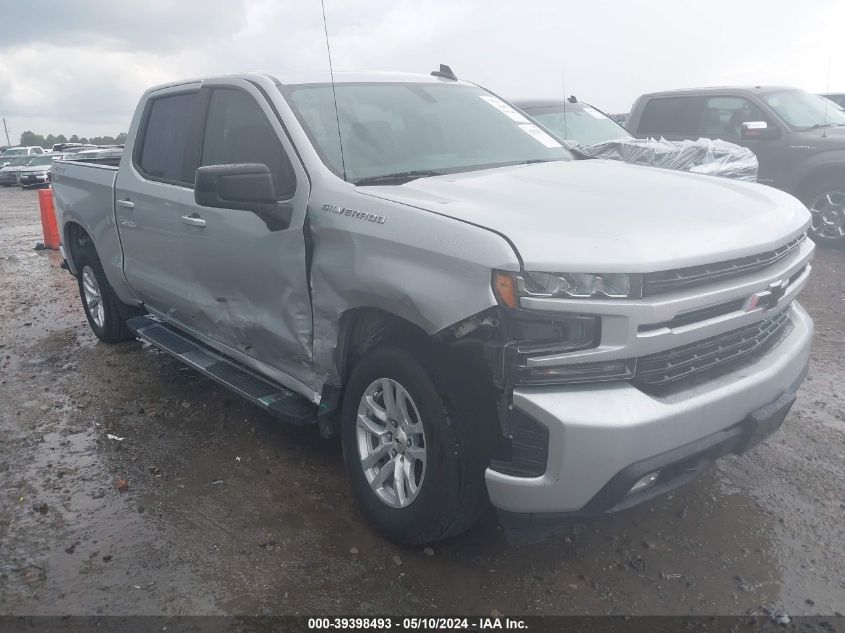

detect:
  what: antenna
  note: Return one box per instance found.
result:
[2,118,10,147]
[431,64,457,81]
[320,0,347,181]
[561,67,568,141]
[823,56,832,135]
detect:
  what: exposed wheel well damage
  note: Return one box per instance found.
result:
[336,308,429,381]
[316,307,501,443]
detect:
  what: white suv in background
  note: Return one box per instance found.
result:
[0,146,45,167]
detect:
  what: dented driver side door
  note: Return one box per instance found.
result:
[179,79,314,380]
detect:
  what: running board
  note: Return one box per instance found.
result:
[127,316,316,426]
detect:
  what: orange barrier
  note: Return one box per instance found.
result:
[38,188,61,250]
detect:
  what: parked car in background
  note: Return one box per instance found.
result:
[0,156,34,186]
[513,97,632,148]
[0,146,44,166]
[515,97,758,182]
[626,86,845,247]
[819,93,845,109]
[17,153,58,189]
[52,71,813,544]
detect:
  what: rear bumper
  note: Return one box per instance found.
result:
[485,302,812,517]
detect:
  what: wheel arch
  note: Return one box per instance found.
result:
[793,156,845,200]
[59,213,142,308]
[63,220,94,276]
[334,307,431,385]
[318,305,500,441]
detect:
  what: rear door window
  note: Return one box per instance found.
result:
[637,96,704,136]
[200,88,296,199]
[136,91,200,185]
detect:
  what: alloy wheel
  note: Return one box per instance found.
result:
[81,265,105,328]
[355,378,427,508]
[809,190,845,241]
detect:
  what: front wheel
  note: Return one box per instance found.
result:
[802,179,845,248]
[341,347,488,544]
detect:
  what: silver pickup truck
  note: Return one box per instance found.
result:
[51,71,814,544]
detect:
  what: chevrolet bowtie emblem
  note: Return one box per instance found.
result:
[747,278,790,312]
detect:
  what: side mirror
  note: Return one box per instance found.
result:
[741,121,781,141]
[195,163,291,231]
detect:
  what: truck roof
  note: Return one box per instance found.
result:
[145,70,477,94]
[638,85,798,98]
[512,98,590,109]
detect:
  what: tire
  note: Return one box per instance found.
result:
[76,249,139,343]
[341,346,490,544]
[800,177,845,249]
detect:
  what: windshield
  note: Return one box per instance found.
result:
[4,157,32,167]
[282,82,573,183]
[1,148,28,157]
[761,90,845,129]
[29,155,56,166]
[524,105,632,147]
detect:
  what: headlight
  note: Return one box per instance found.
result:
[498,311,604,387]
[496,310,636,387]
[505,313,600,355]
[513,358,636,386]
[494,271,641,307]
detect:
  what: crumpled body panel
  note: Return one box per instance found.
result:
[306,189,521,391]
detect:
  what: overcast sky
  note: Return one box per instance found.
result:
[2,0,843,141]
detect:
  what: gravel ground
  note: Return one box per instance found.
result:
[1,186,843,617]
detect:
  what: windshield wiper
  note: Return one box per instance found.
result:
[354,170,446,186]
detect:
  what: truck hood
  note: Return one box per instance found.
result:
[361,160,810,272]
[795,124,845,148]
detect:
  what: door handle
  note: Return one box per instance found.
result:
[117,199,134,209]
[181,214,206,228]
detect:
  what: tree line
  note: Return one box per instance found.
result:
[18,130,128,148]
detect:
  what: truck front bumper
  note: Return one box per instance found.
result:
[485,302,812,524]
[19,173,49,187]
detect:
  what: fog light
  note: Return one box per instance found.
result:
[628,471,660,495]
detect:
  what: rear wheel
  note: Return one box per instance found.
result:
[341,347,489,544]
[802,178,845,248]
[76,250,138,343]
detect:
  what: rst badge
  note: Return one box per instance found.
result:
[747,278,790,312]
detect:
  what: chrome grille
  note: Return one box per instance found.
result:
[643,234,805,297]
[635,309,791,394]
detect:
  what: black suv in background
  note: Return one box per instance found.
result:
[626,86,845,247]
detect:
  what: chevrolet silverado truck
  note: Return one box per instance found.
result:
[51,71,814,544]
